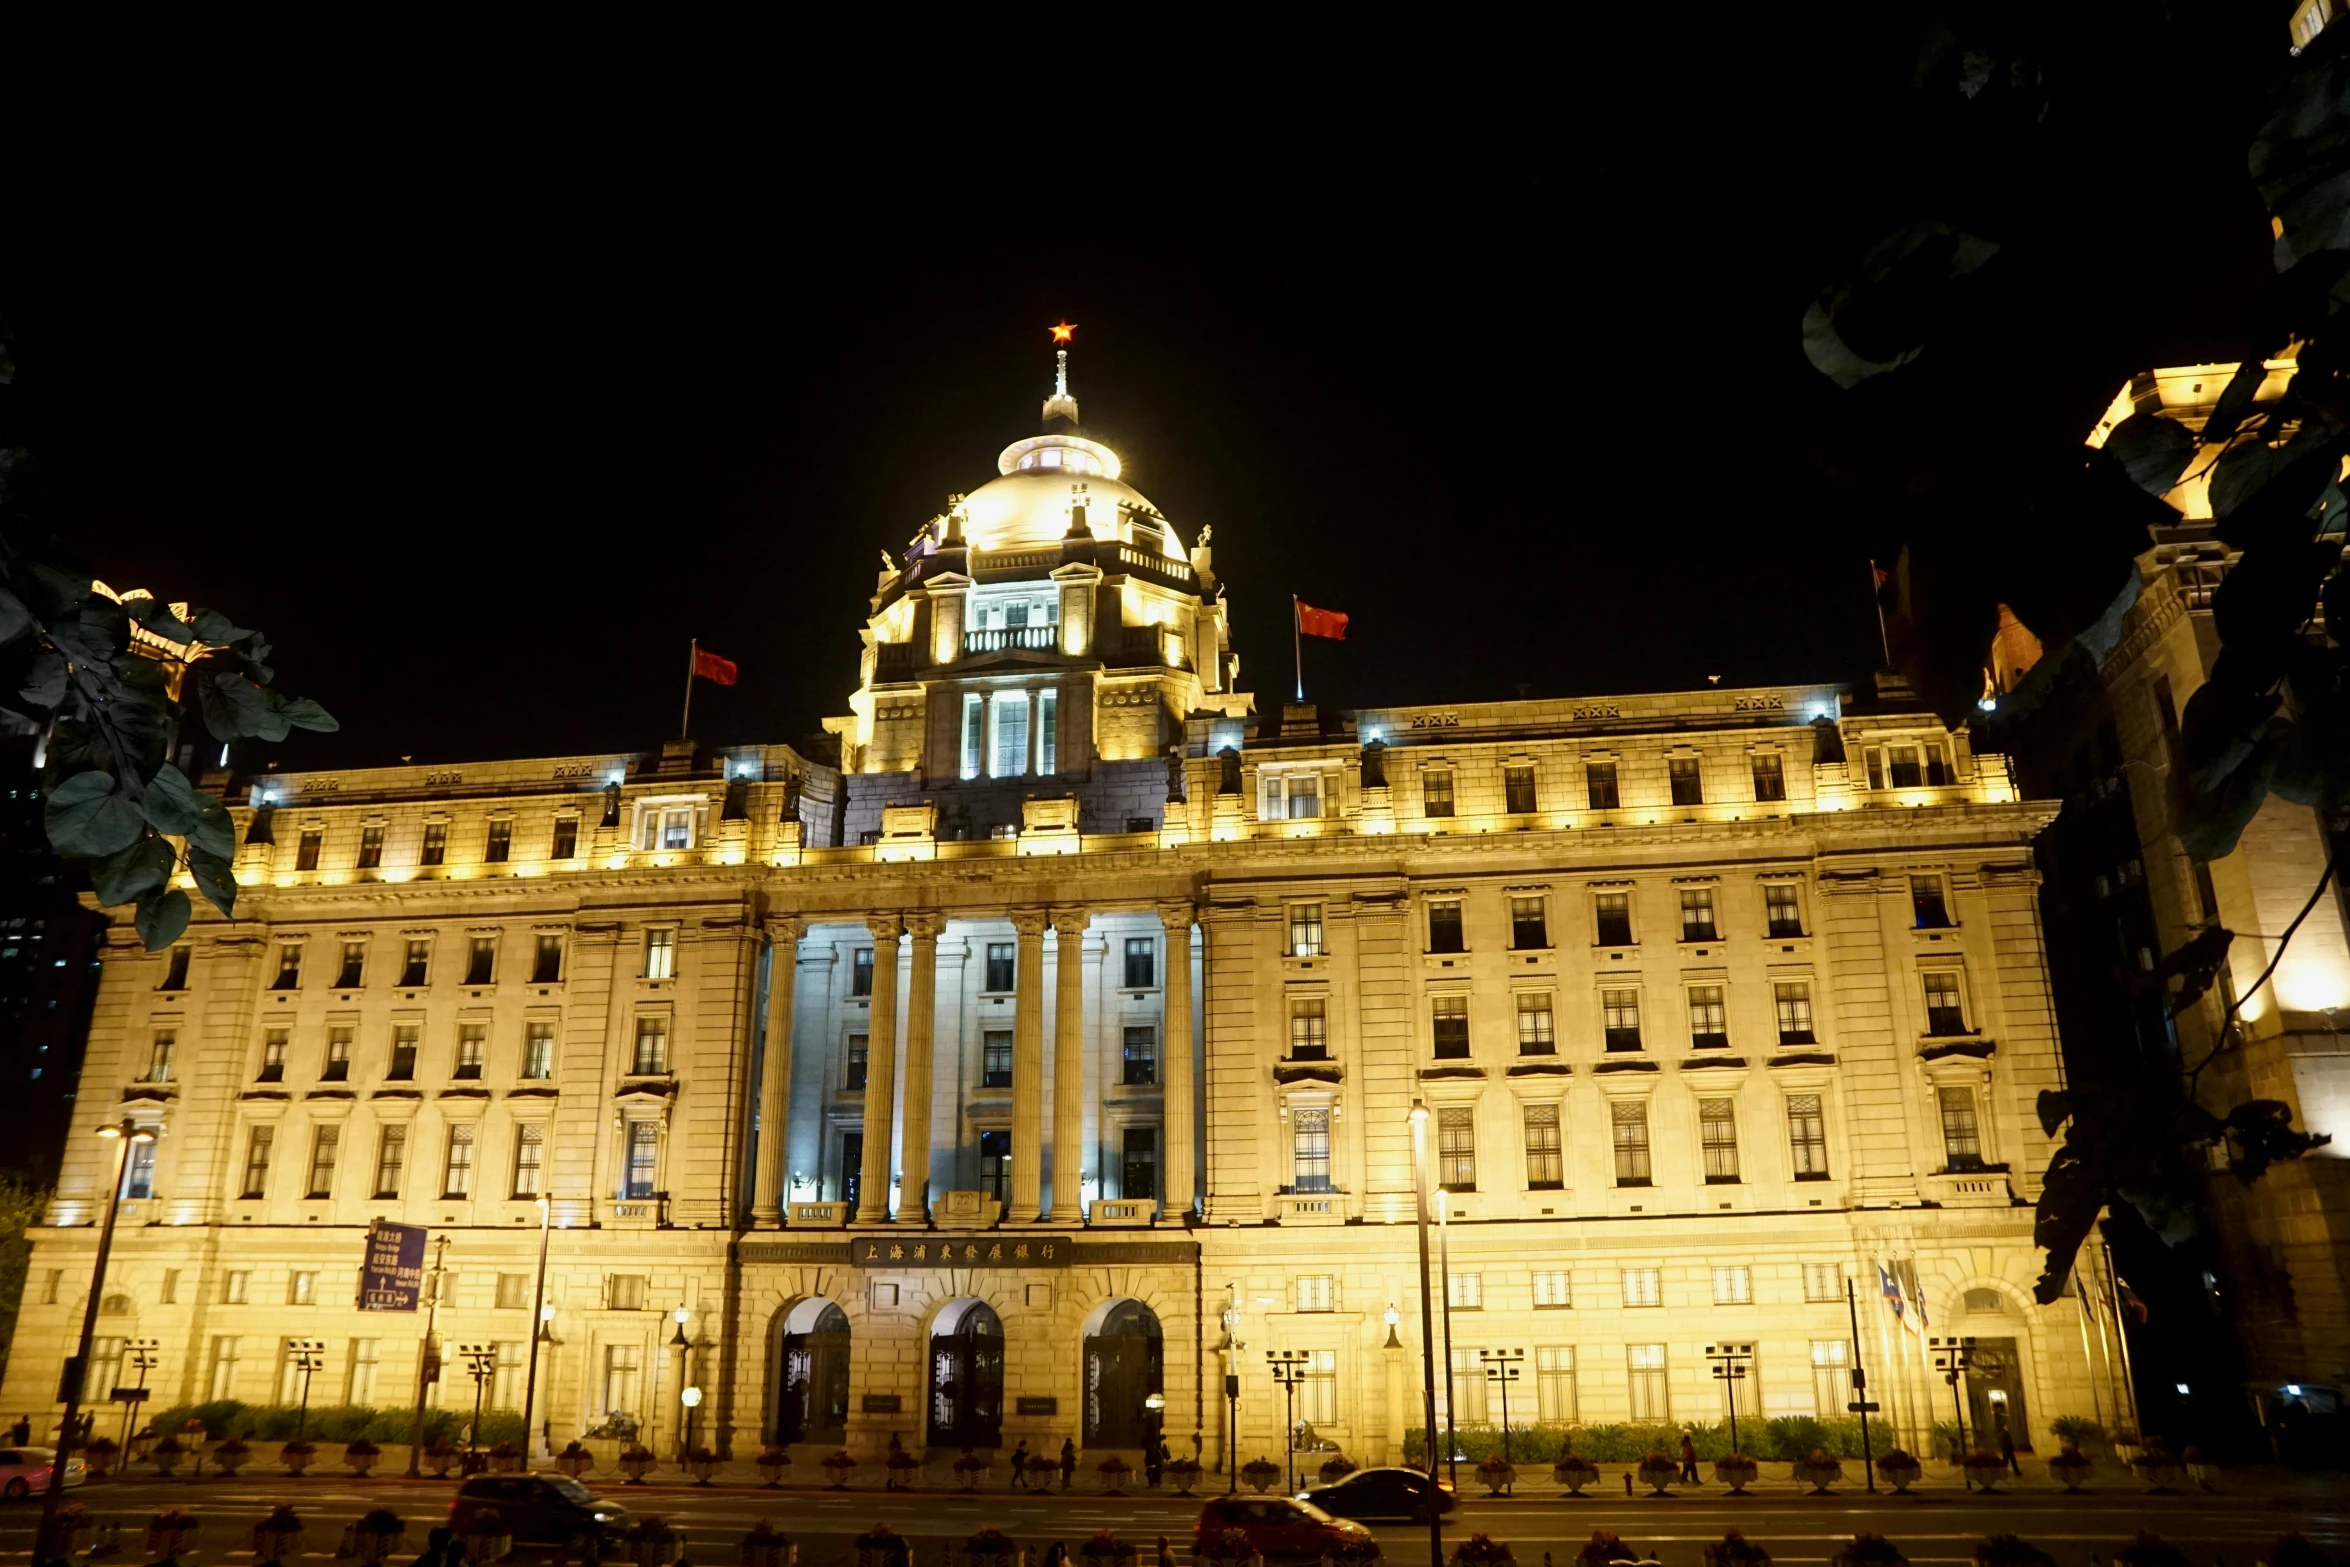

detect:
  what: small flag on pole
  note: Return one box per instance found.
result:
[692,647,739,686]
[1295,601,1350,641]
[680,639,737,740]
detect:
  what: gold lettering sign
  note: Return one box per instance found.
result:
[849,1235,1073,1269]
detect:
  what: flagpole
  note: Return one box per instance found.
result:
[1291,595,1304,703]
[681,639,697,740]
[1868,560,1894,669]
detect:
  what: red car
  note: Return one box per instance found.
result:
[1194,1496,1374,1561]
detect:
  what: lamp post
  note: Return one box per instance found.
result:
[1265,1350,1310,1495]
[1477,1349,1524,1465]
[405,1234,451,1478]
[1930,1336,1977,1460]
[1218,1285,1244,1496]
[681,1386,703,1456]
[287,1339,329,1445]
[39,1119,151,1559]
[457,1343,498,1468]
[669,1306,692,1460]
[521,1195,552,1462]
[116,1340,160,1455]
[1406,1102,1442,1567]
[1435,1190,1457,1488]
[1704,1343,1754,1457]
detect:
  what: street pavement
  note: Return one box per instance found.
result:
[0,1473,2342,1567]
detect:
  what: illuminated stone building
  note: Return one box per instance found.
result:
[4,357,2126,1467]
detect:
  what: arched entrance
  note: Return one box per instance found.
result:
[928,1299,1005,1448]
[774,1297,851,1447]
[1084,1298,1164,1449]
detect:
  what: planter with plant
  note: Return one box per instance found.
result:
[618,1444,657,1483]
[147,1509,200,1562]
[251,1505,306,1567]
[960,1526,1023,1567]
[1553,1451,1601,1495]
[1704,1532,1772,1567]
[81,1436,120,1479]
[1454,1532,1514,1565]
[460,1506,513,1566]
[952,1449,989,1491]
[626,1517,684,1567]
[1197,1528,1257,1565]
[2048,1416,2104,1456]
[1635,1451,1679,1494]
[2181,1445,2216,1491]
[1241,1456,1281,1494]
[822,1449,859,1488]
[1874,1450,1922,1494]
[1574,1532,1639,1567]
[1476,1452,1518,1497]
[1792,1449,1844,1495]
[1164,1454,1203,1495]
[1973,1536,2053,1567]
[41,1504,94,1560]
[2129,1443,2186,1494]
[886,1445,924,1490]
[740,1522,796,1567]
[684,1446,722,1485]
[1712,1453,1758,1495]
[1830,1537,1906,1567]
[346,1510,406,1565]
[1028,1452,1063,1488]
[149,1435,185,1477]
[343,1437,381,1478]
[858,1524,911,1567]
[280,1438,316,1477]
[2047,1446,2093,1492]
[1319,1454,1357,1485]
[1080,1528,1139,1566]
[558,1441,596,1479]
[488,1440,522,1475]
[213,1435,251,1477]
[758,1446,792,1486]
[2114,1535,2189,1567]
[1959,1449,2007,1493]
[421,1438,459,1479]
[1096,1453,1134,1494]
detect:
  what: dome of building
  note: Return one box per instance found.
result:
[951,346,1187,559]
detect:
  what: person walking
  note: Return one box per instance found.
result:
[1011,1438,1031,1489]
[5,1416,26,1446]
[1144,1435,1164,1489]
[1059,1436,1078,1491]
[1678,1431,1699,1485]
[1998,1423,2018,1476]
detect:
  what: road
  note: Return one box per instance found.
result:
[2,1476,2342,1567]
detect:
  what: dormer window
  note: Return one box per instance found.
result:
[1261,769,1326,820]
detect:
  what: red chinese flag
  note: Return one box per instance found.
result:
[692,647,739,686]
[1296,601,1350,641]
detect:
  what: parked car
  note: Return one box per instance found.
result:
[449,1475,627,1545]
[1300,1465,1457,1524]
[1193,1496,1373,1560]
[0,1448,85,1499]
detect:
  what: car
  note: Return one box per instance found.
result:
[1193,1496,1374,1561]
[1299,1465,1457,1524]
[449,1475,627,1546]
[0,1448,85,1499]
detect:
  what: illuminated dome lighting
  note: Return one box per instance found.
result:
[948,345,1184,558]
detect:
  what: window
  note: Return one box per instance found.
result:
[1533,1269,1571,1308]
[313,1026,348,1082]
[289,1270,318,1306]
[399,939,429,989]
[1523,1103,1562,1188]
[389,1025,418,1081]
[1811,1340,1852,1418]
[1700,1097,1740,1183]
[1764,884,1803,938]
[532,935,563,984]
[979,1130,1011,1203]
[1121,1126,1157,1200]
[241,1126,274,1198]
[1431,995,1469,1059]
[1865,748,1885,789]
[1422,770,1456,818]
[1297,1275,1335,1312]
[1504,765,1538,814]
[1611,1101,1652,1185]
[982,1029,1013,1088]
[991,690,1031,778]
[306,1126,340,1198]
[1627,1344,1669,1420]
[644,928,676,981]
[159,944,191,991]
[1712,1265,1753,1305]
[357,825,384,869]
[1110,1024,1158,1085]
[336,941,366,989]
[984,943,1015,993]
[602,1343,642,1416]
[639,806,694,851]
[347,1339,380,1405]
[485,819,512,863]
[1437,1106,1476,1191]
[1669,756,1703,805]
[1448,1345,1488,1423]
[1448,1271,1483,1309]
[1621,1268,1661,1307]
[608,1274,648,1311]
[1586,760,1620,811]
[845,1033,869,1091]
[1263,771,1324,820]
[1687,986,1728,1050]
[1938,1086,1985,1170]
[1774,983,1816,1045]
[1602,988,1642,1052]
[1679,888,1718,942]
[40,1270,61,1305]
[465,937,496,987]
[623,1121,658,1198]
[1289,904,1324,957]
[492,1340,526,1411]
[1922,971,1968,1035]
[960,693,984,780]
[421,822,448,865]
[1887,745,1922,788]
[455,1024,485,1080]
[1427,901,1464,953]
[1292,1107,1333,1193]
[1593,891,1633,947]
[208,1338,241,1402]
[126,1132,157,1198]
[1923,741,1952,786]
[1516,992,1555,1055]
[145,1030,176,1083]
[373,1126,407,1198]
[1751,753,1786,802]
[443,1126,474,1198]
[1804,1262,1843,1303]
[1911,875,1952,928]
[1510,896,1549,950]
[522,1023,555,1079]
[1123,936,1156,989]
[1535,1346,1577,1423]
[1787,1093,1830,1179]
[272,944,302,990]
[1300,1348,1338,1425]
[224,1270,251,1304]
[632,1016,668,1075]
[513,1124,544,1196]
[1289,999,1329,1061]
[551,817,579,860]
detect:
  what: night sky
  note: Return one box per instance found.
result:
[2,10,2284,770]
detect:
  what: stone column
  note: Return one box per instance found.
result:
[753,915,804,1225]
[1157,902,1196,1219]
[855,916,901,1223]
[1010,907,1049,1220]
[899,913,944,1224]
[1048,909,1091,1220]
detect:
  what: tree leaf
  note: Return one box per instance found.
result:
[0,587,31,646]
[17,651,64,710]
[123,595,198,645]
[132,887,191,952]
[138,762,210,836]
[2199,358,2272,446]
[188,609,253,646]
[2036,1089,2072,1139]
[276,696,338,733]
[211,671,290,742]
[187,846,237,919]
[2031,1139,2104,1303]
[90,833,174,908]
[44,769,145,858]
[2102,413,2196,495]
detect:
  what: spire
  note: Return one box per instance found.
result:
[1042,323,1080,428]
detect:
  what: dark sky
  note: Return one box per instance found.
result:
[2,10,2285,769]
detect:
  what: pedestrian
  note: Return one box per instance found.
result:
[1060,1436,1078,1491]
[411,1528,456,1567]
[1678,1431,1699,1485]
[887,1431,907,1490]
[1157,1538,1175,1567]
[1011,1439,1031,1489]
[1144,1435,1164,1489]
[1998,1423,2018,1476]
[1044,1545,1069,1567]
[6,1415,27,1445]
[1622,1468,1633,1495]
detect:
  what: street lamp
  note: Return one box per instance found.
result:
[670,1306,693,1460]
[1218,1285,1245,1496]
[1477,1349,1524,1465]
[40,1119,153,1555]
[680,1385,703,1455]
[1435,1188,1457,1487]
[287,1340,329,1445]
[1383,1304,1401,1350]
[116,1340,161,1454]
[457,1343,498,1468]
[521,1195,553,1462]
[1705,1343,1754,1457]
[1406,1101,1442,1567]
[1266,1350,1311,1495]
[1930,1336,1977,1459]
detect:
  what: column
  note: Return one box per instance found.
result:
[1157,902,1196,1219]
[1049,909,1091,1220]
[753,915,804,1225]
[1011,907,1049,1221]
[856,916,901,1223]
[899,914,944,1224]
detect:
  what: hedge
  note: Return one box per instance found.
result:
[1404,1416,1884,1464]
[143,1401,524,1447]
